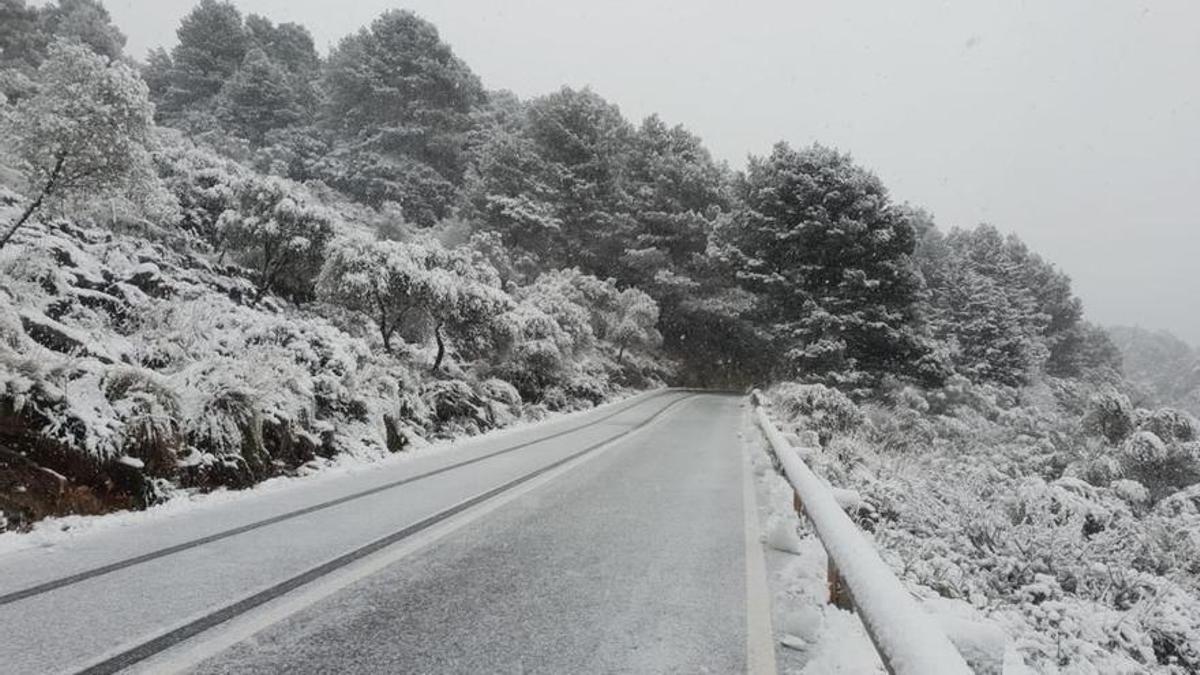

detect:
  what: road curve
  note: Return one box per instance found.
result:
[0,390,766,674]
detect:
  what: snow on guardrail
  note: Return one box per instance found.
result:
[751,393,972,675]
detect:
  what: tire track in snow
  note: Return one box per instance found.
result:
[75,393,699,675]
[0,389,684,607]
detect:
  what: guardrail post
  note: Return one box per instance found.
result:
[827,559,853,610]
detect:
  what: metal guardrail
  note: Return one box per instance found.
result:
[751,392,972,675]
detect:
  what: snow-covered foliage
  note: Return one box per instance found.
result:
[484,269,667,406]
[317,234,511,368]
[0,212,658,531]
[1,39,169,248]
[219,174,336,302]
[763,379,1200,672]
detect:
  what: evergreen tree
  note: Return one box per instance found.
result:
[318,10,484,223]
[161,0,248,113]
[244,15,319,75]
[522,87,634,275]
[0,0,125,69]
[463,120,564,267]
[38,0,125,62]
[623,114,727,281]
[0,0,42,68]
[717,143,942,394]
[216,48,306,146]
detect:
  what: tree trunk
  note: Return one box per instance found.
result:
[375,292,392,354]
[0,155,65,250]
[432,321,446,372]
[380,325,393,353]
[253,242,275,302]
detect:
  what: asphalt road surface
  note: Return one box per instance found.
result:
[0,390,773,674]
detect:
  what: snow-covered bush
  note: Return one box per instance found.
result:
[1119,431,1200,502]
[610,287,662,361]
[1081,387,1136,444]
[153,130,245,248]
[1139,407,1199,444]
[768,382,864,444]
[763,373,1200,672]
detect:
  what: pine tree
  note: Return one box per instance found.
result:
[717,143,942,394]
[521,87,635,276]
[216,48,306,146]
[318,10,485,223]
[163,0,248,111]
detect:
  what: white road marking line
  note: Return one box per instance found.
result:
[742,406,779,675]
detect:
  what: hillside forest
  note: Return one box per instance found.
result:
[1,1,1198,670]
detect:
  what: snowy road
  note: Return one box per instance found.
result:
[0,390,773,674]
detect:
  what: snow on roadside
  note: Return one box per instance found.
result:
[0,388,662,558]
[743,403,1033,674]
[743,406,886,674]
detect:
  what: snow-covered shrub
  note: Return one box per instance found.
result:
[769,382,864,444]
[1139,407,1198,444]
[763,373,1200,672]
[422,379,491,436]
[1112,478,1151,506]
[1120,431,1200,501]
[516,269,602,355]
[477,378,521,407]
[489,301,576,401]
[562,371,610,407]
[609,287,662,360]
[1082,387,1136,444]
[104,367,183,476]
[153,129,245,248]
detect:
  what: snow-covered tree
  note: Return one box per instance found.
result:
[318,10,484,223]
[317,236,511,369]
[915,223,1097,385]
[218,176,335,302]
[36,0,125,62]
[522,87,635,275]
[0,0,125,69]
[215,48,307,146]
[463,126,564,263]
[153,130,246,246]
[152,0,248,118]
[624,114,727,277]
[716,142,942,394]
[610,288,662,361]
[1,40,160,249]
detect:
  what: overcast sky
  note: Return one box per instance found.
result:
[97,0,1200,343]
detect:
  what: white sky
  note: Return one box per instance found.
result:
[97,0,1200,343]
